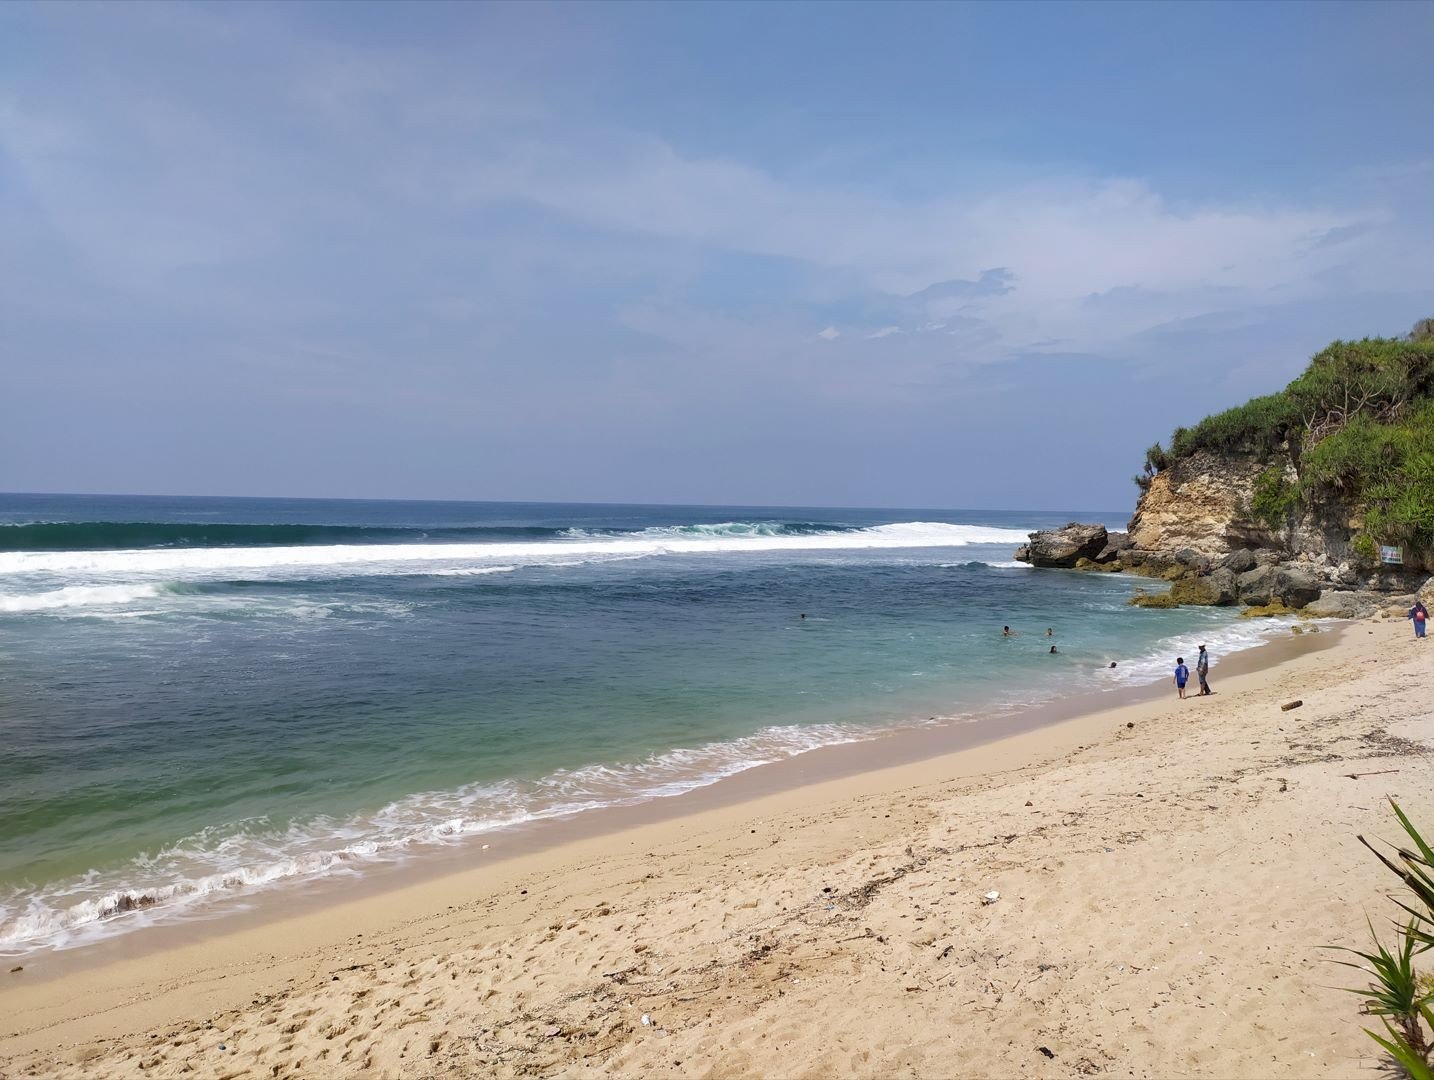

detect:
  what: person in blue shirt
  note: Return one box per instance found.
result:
[1174,657,1190,699]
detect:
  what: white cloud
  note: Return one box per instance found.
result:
[817,326,840,341]
[440,131,1418,359]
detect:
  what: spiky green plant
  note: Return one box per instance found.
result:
[1336,800,1434,1078]
[1361,801,1434,952]
[1329,921,1433,1072]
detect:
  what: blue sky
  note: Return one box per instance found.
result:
[2,1,1432,511]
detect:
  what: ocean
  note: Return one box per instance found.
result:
[0,494,1287,956]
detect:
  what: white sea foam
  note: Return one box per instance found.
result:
[425,565,519,577]
[561,522,807,539]
[0,721,880,955]
[0,584,164,613]
[0,521,1032,579]
[940,560,1033,570]
[1095,614,1300,686]
[0,522,1034,618]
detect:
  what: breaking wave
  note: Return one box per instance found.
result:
[0,519,865,552]
[0,584,166,613]
[0,521,1033,581]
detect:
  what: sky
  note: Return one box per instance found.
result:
[2,1,1432,512]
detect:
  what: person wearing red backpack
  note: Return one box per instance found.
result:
[1409,600,1428,639]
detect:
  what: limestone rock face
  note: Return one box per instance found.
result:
[1236,565,1321,609]
[1221,549,1260,574]
[1095,531,1134,564]
[1202,568,1240,606]
[1127,451,1275,558]
[1304,591,1382,619]
[1021,523,1108,568]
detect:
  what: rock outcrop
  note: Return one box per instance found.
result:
[1303,591,1383,619]
[1126,451,1276,559]
[1013,445,1431,613]
[1234,565,1321,608]
[1095,531,1133,564]
[1017,523,1108,568]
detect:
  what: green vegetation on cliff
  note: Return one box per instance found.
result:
[1144,322,1434,552]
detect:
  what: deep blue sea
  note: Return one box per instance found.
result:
[0,494,1286,956]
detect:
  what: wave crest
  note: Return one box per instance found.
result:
[0,521,1033,582]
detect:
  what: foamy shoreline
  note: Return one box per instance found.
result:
[1,606,1296,961]
[3,616,1430,1078]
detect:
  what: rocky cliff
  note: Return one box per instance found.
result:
[1016,327,1434,609]
[1125,448,1428,591]
[1125,450,1275,558]
[1015,448,1427,609]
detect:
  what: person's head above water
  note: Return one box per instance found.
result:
[1049,645,1057,653]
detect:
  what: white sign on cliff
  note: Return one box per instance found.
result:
[1380,545,1404,565]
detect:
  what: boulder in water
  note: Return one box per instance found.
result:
[1018,523,1108,568]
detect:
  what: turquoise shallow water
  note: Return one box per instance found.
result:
[0,494,1283,954]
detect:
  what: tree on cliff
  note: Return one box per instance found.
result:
[1142,329,1434,556]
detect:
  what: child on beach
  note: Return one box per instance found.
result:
[1174,657,1190,699]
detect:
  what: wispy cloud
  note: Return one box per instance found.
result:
[1,2,1431,505]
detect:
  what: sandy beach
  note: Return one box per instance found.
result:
[2,616,1431,1079]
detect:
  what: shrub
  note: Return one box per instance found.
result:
[1149,331,1434,556]
[1167,393,1300,459]
[1287,337,1434,439]
[1351,532,1380,568]
[1299,414,1401,495]
[1310,401,1434,550]
[1250,466,1299,528]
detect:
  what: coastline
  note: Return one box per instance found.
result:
[4,616,1430,1078]
[4,616,1311,980]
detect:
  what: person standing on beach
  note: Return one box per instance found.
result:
[1174,657,1190,699]
[1409,601,1428,639]
[1196,645,1211,695]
